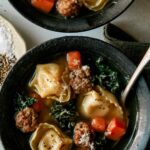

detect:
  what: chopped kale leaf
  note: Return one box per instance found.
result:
[50,100,79,136]
[15,93,36,112]
[94,57,122,94]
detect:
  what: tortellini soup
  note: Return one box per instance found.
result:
[14,51,128,150]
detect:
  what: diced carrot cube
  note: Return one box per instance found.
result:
[31,0,55,13]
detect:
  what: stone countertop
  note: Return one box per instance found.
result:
[113,0,150,43]
[0,0,150,149]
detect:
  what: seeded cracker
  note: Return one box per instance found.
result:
[0,54,16,88]
[0,19,17,89]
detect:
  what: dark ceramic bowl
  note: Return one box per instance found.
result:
[9,0,133,32]
[0,36,150,150]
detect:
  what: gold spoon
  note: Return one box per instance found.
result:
[121,47,150,105]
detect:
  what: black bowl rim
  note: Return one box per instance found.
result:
[0,36,150,150]
[9,0,134,32]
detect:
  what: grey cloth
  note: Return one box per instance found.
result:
[104,23,150,90]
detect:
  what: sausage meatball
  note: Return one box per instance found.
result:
[15,107,39,133]
[56,0,81,17]
[69,65,93,94]
[74,122,95,150]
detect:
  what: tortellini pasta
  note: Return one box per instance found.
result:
[82,0,108,12]
[30,123,72,150]
[28,63,71,102]
[77,86,123,120]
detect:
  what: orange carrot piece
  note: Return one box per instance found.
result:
[31,0,55,13]
[32,100,44,112]
[91,117,106,132]
[67,51,82,70]
[105,118,126,141]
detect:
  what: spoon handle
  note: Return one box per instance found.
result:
[121,47,150,105]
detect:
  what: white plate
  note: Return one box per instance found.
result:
[0,15,26,59]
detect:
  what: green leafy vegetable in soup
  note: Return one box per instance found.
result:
[50,100,79,135]
[94,57,121,94]
[94,132,112,150]
[15,93,36,112]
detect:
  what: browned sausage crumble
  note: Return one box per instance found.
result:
[74,122,95,150]
[15,107,39,133]
[69,65,93,94]
[56,0,81,17]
